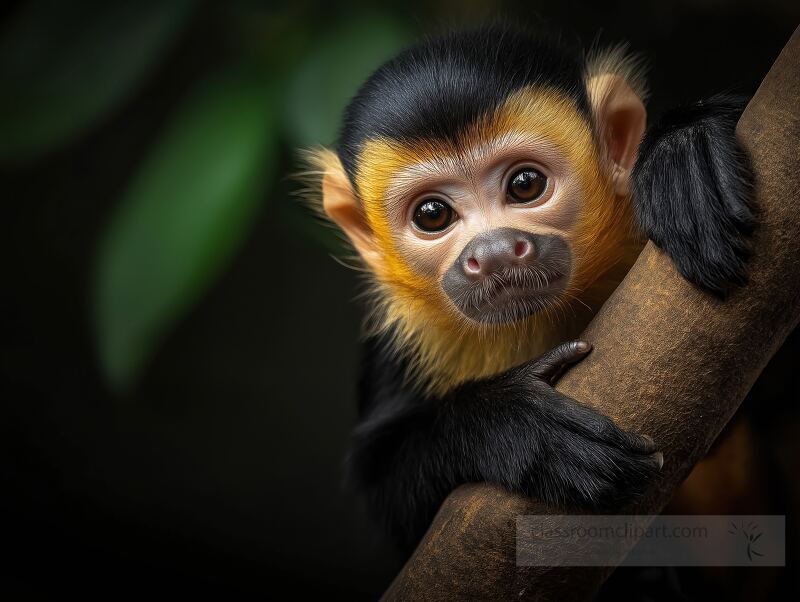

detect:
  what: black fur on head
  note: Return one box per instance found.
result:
[336,23,591,186]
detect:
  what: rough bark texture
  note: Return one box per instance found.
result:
[383,26,800,602]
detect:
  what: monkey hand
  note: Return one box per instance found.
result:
[348,339,664,550]
[505,341,663,510]
[631,95,756,298]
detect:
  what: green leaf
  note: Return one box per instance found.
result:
[284,14,410,147]
[0,0,195,162]
[94,67,276,393]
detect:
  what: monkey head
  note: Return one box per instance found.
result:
[309,27,648,394]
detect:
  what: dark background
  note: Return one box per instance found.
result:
[2,0,798,599]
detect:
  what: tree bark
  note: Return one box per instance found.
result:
[383,26,800,602]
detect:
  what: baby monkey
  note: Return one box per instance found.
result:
[307,24,754,550]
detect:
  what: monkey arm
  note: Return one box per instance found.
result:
[348,339,660,552]
[632,94,755,297]
[382,26,800,602]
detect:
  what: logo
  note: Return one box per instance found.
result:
[728,520,764,562]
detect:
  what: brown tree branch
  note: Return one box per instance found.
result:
[383,26,800,601]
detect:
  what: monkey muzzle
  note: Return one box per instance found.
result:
[442,228,571,324]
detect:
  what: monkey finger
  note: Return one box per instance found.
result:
[529,340,592,384]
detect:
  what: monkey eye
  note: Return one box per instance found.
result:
[507,168,548,204]
[411,198,456,233]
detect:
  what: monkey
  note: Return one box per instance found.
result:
[304,24,755,552]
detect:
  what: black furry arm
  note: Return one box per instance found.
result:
[631,95,756,297]
[348,337,661,551]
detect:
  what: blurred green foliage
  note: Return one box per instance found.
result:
[0,0,196,161]
[0,1,411,391]
[285,13,410,147]
[94,68,277,392]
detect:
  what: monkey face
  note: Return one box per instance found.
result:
[371,129,584,325]
[315,83,643,392]
[320,84,640,329]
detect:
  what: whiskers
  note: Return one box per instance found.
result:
[452,264,564,323]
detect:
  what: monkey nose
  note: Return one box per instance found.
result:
[461,228,538,279]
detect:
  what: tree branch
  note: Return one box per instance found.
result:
[383,26,800,601]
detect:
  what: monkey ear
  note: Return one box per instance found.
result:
[587,74,647,196]
[320,154,381,269]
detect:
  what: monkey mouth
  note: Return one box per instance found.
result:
[451,267,568,324]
